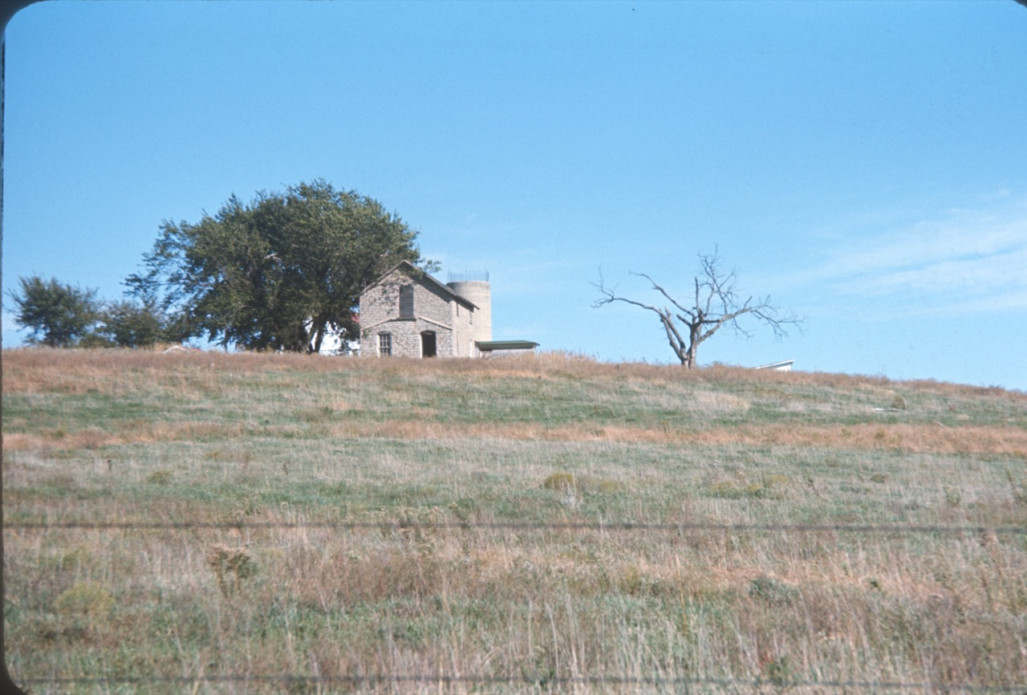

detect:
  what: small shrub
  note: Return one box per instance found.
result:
[708,480,736,498]
[708,479,768,499]
[57,544,98,573]
[944,486,961,507]
[618,565,663,596]
[449,497,478,522]
[207,544,257,596]
[391,505,446,529]
[55,581,114,618]
[1007,470,1027,506]
[748,575,798,605]
[383,506,446,549]
[300,405,335,424]
[542,472,575,492]
[595,478,624,494]
[762,654,796,688]
[145,469,172,485]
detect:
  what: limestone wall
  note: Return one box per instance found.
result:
[359,269,456,357]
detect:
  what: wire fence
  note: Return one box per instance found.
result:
[6,519,1026,534]
[13,674,1027,693]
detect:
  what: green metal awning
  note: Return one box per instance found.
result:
[475,340,539,352]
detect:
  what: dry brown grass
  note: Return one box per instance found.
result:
[4,348,1026,692]
[5,411,1023,459]
[8,518,1023,691]
[5,348,1025,457]
[330,420,1027,457]
[8,346,1024,397]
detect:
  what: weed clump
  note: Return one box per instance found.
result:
[207,544,257,596]
[761,654,796,688]
[542,472,576,491]
[448,497,478,522]
[1007,469,1027,505]
[57,544,99,573]
[145,469,172,485]
[707,474,788,500]
[595,478,624,494]
[748,575,798,605]
[55,581,113,618]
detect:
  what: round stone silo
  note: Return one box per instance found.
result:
[447,276,492,344]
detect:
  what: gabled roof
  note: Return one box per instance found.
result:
[361,260,478,310]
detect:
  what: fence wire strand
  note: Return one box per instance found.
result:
[6,519,1026,534]
[14,674,1026,692]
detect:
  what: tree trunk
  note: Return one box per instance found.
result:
[685,323,701,368]
[685,344,697,369]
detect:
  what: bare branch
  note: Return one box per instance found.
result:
[593,251,804,368]
[632,272,697,320]
[592,271,662,315]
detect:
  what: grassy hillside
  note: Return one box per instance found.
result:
[3,349,1026,693]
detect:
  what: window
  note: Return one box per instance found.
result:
[399,285,414,319]
[378,332,392,356]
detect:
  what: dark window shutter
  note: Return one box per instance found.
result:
[399,286,414,319]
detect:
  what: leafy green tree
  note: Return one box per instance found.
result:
[8,276,101,347]
[97,299,169,348]
[126,180,430,352]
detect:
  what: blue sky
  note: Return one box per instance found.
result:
[3,1,1026,390]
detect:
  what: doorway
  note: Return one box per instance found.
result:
[420,331,437,358]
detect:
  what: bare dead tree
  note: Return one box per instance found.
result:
[593,249,802,368]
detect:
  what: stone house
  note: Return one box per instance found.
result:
[358,261,493,358]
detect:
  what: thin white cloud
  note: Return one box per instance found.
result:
[916,287,1027,317]
[835,239,1027,296]
[830,218,1024,277]
[792,194,1027,318]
